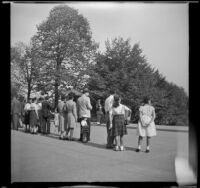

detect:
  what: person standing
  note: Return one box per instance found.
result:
[19,96,25,128]
[77,88,92,141]
[109,95,131,151]
[136,96,156,153]
[29,97,39,134]
[11,94,22,130]
[37,97,43,133]
[41,96,52,134]
[57,95,65,139]
[24,99,31,132]
[96,99,103,125]
[104,90,115,148]
[64,92,77,141]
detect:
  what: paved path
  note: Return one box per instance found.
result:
[11,124,188,182]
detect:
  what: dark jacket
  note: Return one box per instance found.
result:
[41,100,51,118]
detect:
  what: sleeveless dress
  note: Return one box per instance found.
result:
[110,104,129,137]
[137,104,156,137]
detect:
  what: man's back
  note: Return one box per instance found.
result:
[77,94,92,118]
[41,100,51,117]
[104,95,114,113]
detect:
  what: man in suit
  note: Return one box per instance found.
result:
[41,96,52,134]
[11,94,22,130]
[77,88,93,141]
[104,90,115,148]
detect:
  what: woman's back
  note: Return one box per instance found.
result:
[66,100,75,113]
[140,104,154,117]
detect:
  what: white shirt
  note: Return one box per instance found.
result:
[104,95,114,113]
[38,102,42,110]
[109,104,131,116]
[24,103,31,111]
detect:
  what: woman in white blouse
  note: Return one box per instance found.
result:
[109,95,131,151]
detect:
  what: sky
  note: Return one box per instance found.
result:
[11,2,189,94]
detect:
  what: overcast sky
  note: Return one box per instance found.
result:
[11,2,189,94]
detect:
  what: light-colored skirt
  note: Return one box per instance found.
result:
[136,120,156,137]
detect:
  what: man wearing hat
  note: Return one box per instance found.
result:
[77,88,93,141]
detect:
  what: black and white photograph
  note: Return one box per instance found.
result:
[10,1,196,186]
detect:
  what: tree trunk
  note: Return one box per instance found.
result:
[54,61,61,110]
[27,81,31,101]
[54,80,59,111]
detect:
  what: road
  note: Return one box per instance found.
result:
[11,124,188,182]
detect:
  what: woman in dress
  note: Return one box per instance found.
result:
[109,94,131,151]
[136,96,156,153]
[29,97,39,134]
[64,92,77,141]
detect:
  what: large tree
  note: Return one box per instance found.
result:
[32,5,98,108]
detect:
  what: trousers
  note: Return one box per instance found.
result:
[105,113,114,146]
[41,116,50,134]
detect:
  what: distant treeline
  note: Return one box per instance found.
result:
[87,38,188,126]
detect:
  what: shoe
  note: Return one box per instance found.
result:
[106,145,113,149]
[146,149,150,153]
[114,146,120,151]
[120,146,126,151]
[136,148,141,152]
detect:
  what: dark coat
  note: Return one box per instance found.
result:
[41,100,51,118]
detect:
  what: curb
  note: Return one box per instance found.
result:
[91,123,188,133]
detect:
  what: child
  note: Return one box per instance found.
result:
[109,95,132,151]
[136,96,156,153]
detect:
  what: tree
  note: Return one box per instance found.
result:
[11,42,44,101]
[32,5,98,108]
[87,37,188,126]
[11,42,28,98]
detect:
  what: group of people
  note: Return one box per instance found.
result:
[104,90,156,152]
[11,87,157,152]
[11,95,55,134]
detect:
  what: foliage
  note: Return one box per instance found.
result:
[87,37,188,126]
[11,41,44,101]
[32,5,98,108]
